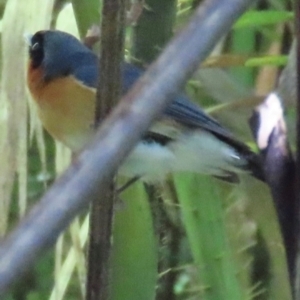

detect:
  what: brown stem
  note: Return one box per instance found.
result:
[86,1,126,299]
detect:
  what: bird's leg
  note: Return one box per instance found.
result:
[114,176,141,211]
[117,176,140,194]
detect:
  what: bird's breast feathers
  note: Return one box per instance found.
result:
[27,64,96,151]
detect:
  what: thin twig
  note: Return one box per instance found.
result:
[0,0,254,295]
[117,176,140,193]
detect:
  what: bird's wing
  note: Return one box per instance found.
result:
[121,63,237,142]
[73,60,263,181]
[73,60,243,145]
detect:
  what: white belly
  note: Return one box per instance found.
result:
[119,141,176,181]
[119,131,247,181]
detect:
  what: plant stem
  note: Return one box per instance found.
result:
[86,0,125,299]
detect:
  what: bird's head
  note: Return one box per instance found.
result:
[28,30,97,82]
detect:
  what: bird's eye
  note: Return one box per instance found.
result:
[29,36,44,69]
[31,42,40,51]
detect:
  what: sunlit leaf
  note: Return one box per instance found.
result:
[234,11,293,29]
[245,55,288,67]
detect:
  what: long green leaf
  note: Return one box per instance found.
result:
[234,10,293,29]
[174,174,244,300]
[239,177,292,300]
[111,182,158,300]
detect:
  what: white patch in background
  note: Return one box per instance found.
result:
[256,93,285,150]
[23,33,33,45]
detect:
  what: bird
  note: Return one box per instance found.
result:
[27,30,264,183]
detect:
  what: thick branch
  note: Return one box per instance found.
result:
[0,0,254,295]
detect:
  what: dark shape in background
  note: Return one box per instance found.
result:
[249,93,296,292]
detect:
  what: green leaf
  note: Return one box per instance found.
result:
[238,177,292,300]
[234,11,293,29]
[111,182,158,300]
[71,0,100,38]
[174,174,244,300]
[245,55,288,67]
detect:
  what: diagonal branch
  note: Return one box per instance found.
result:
[0,0,254,295]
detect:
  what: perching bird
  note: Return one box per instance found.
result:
[27,30,264,182]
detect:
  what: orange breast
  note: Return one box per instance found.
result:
[27,63,96,152]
